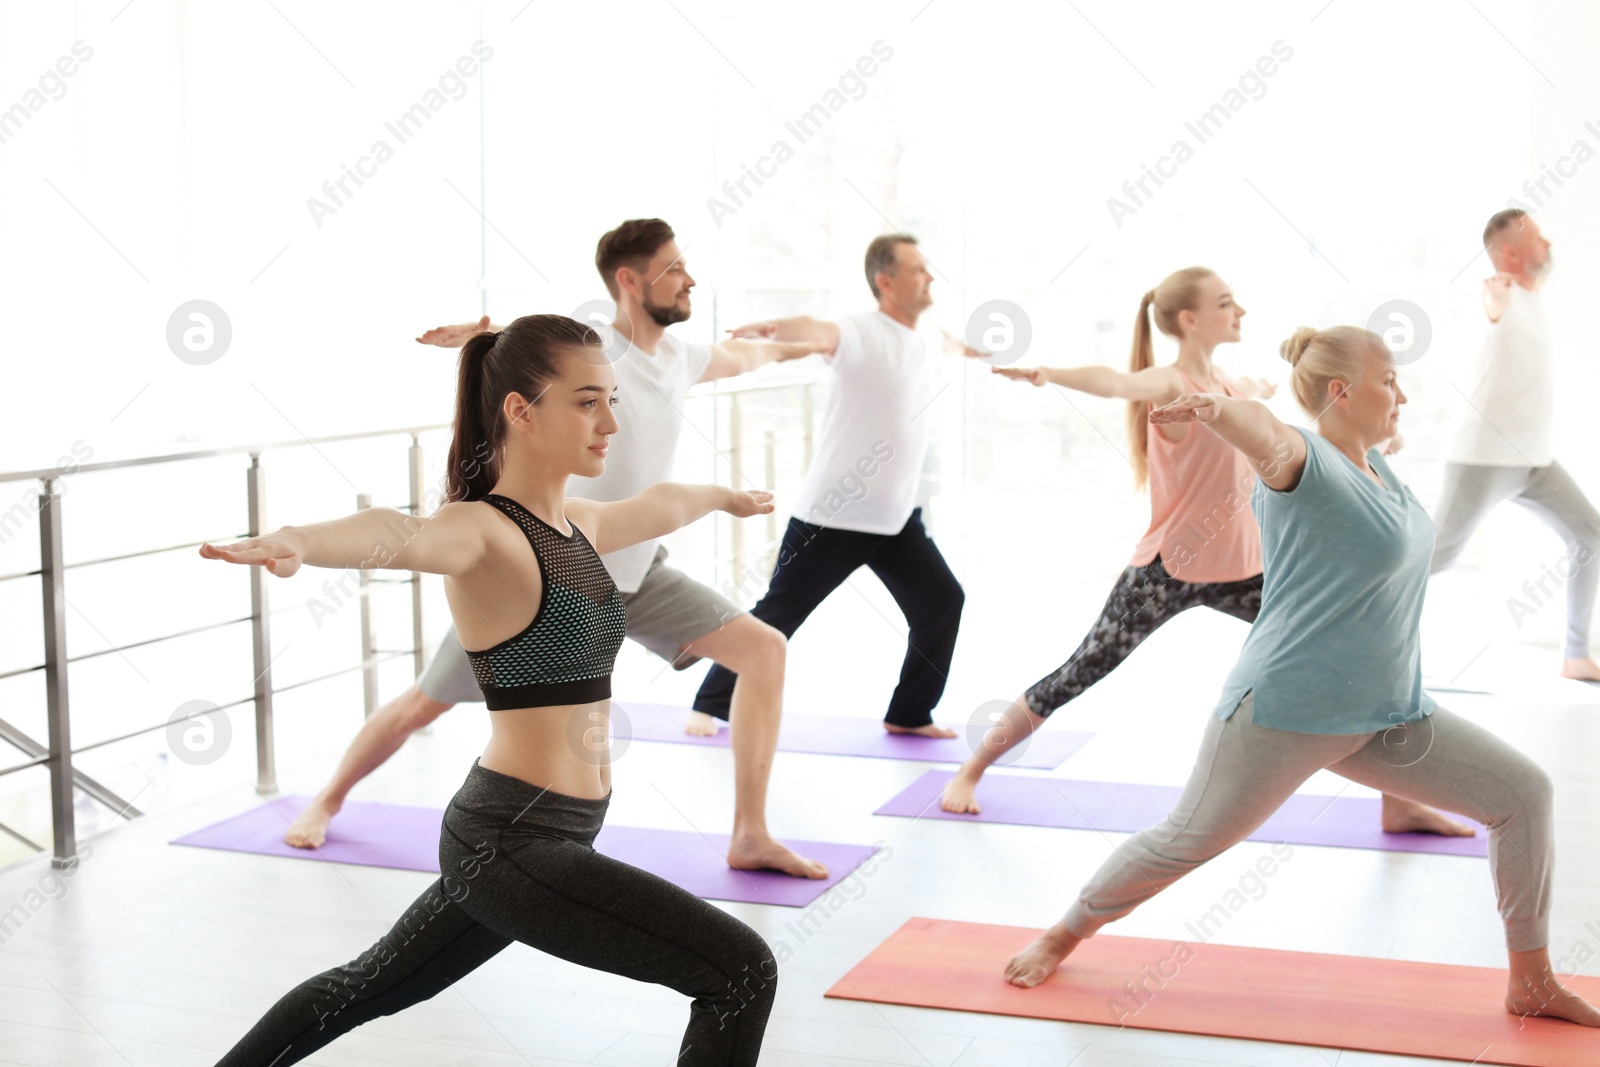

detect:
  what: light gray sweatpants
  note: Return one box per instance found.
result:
[1431,460,1600,660]
[1064,692,1554,952]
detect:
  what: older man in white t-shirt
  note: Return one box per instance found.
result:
[1432,209,1600,681]
[285,219,832,880]
[693,235,984,736]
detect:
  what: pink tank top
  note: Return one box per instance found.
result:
[1128,368,1264,583]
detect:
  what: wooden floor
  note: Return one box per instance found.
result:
[3,589,1599,1065]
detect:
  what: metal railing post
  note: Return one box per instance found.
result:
[729,392,745,585]
[408,436,426,680]
[763,428,777,547]
[356,493,379,717]
[39,477,77,869]
[247,455,277,794]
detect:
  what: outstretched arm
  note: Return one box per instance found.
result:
[1149,393,1306,491]
[726,316,842,353]
[1482,272,1516,324]
[1228,375,1278,400]
[416,315,499,348]
[939,330,1001,362]
[698,337,829,382]
[565,484,773,559]
[991,363,1180,403]
[199,503,489,578]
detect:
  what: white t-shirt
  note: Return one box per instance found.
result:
[567,325,713,592]
[1447,284,1554,467]
[788,310,943,534]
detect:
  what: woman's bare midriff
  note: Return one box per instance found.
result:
[477,698,614,800]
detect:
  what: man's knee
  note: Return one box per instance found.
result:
[755,621,787,662]
[399,687,453,732]
[1571,531,1600,567]
[1429,539,1465,574]
[723,620,786,677]
[912,580,965,628]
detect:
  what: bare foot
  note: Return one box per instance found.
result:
[1004,924,1081,988]
[685,710,722,737]
[1506,973,1600,1026]
[1561,657,1600,683]
[884,722,958,739]
[728,834,829,879]
[1380,794,1476,837]
[940,771,982,814]
[284,798,339,849]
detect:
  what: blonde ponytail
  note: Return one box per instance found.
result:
[1125,267,1217,489]
[1126,290,1157,489]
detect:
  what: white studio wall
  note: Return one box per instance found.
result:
[1,0,1597,860]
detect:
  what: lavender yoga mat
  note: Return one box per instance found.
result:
[173,795,880,907]
[616,701,1094,769]
[875,770,1489,857]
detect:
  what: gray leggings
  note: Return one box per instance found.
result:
[1431,459,1600,659]
[1064,693,1554,952]
[215,761,776,1066]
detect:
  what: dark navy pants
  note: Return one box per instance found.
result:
[693,508,964,728]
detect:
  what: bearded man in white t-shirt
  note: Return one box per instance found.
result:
[1432,209,1600,682]
[693,234,986,736]
[285,219,831,880]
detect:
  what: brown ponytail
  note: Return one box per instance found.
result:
[1124,266,1219,490]
[445,314,602,503]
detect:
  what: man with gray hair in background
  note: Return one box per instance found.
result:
[1430,209,1600,681]
[690,234,985,736]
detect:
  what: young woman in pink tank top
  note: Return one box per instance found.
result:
[939,268,1472,839]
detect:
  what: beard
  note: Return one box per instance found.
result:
[643,293,691,327]
[1530,252,1554,278]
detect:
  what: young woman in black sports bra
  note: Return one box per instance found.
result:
[201,314,778,1066]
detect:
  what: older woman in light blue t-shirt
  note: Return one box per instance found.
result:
[1002,324,1597,1028]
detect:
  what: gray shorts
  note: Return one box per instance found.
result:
[418,545,744,705]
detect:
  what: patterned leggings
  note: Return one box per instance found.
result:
[1024,556,1263,717]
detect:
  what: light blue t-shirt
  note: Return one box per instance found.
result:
[1212,428,1437,735]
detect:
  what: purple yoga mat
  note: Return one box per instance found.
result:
[875,770,1489,857]
[173,795,879,907]
[616,701,1093,769]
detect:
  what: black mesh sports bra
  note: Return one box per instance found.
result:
[464,494,627,710]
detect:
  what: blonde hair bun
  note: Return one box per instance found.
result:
[1279,326,1319,367]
